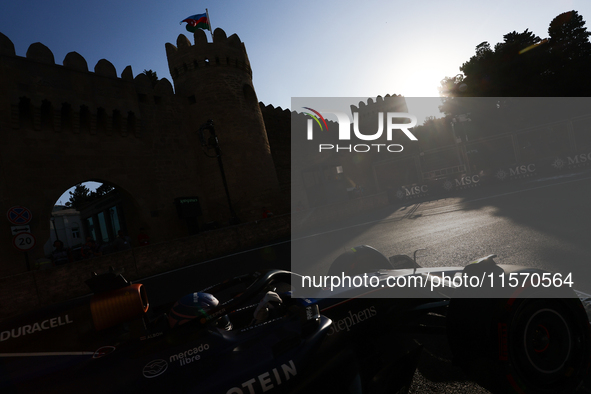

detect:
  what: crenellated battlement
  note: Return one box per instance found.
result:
[259,102,292,124]
[350,94,408,117]
[0,26,286,279]
[165,28,251,85]
[0,32,175,137]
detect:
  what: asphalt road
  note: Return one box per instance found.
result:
[5,172,589,393]
[293,172,591,294]
[135,171,591,393]
[288,172,591,393]
[140,170,591,303]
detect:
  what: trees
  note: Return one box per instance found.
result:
[437,10,591,138]
[440,10,591,100]
[66,183,115,209]
[546,11,591,95]
[142,69,158,88]
[548,10,591,60]
[66,183,90,208]
[93,183,114,196]
[442,29,547,98]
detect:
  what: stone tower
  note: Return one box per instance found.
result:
[165,28,281,221]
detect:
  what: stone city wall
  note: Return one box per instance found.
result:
[0,214,290,322]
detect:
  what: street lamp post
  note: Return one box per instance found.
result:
[198,120,240,224]
[50,215,60,241]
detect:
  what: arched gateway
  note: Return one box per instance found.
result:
[0,29,283,276]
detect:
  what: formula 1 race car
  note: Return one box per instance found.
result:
[0,245,589,394]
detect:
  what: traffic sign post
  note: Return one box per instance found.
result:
[11,225,31,235]
[7,206,32,225]
[6,206,35,270]
[13,231,36,251]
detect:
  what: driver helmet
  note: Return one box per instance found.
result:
[168,292,232,330]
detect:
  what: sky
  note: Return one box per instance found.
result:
[2,0,590,203]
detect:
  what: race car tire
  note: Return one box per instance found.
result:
[90,284,149,331]
[328,245,393,277]
[447,294,591,394]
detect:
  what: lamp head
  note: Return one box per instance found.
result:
[198,119,215,147]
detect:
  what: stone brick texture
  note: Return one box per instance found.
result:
[0,28,290,277]
[0,215,290,321]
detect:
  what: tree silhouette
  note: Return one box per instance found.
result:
[142,69,158,88]
[443,30,547,98]
[66,183,90,209]
[89,183,114,199]
[546,11,591,95]
[548,11,591,59]
[66,183,115,209]
[95,183,114,196]
[440,10,591,100]
[436,9,591,139]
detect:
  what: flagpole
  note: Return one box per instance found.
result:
[206,8,213,36]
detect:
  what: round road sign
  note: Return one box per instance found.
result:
[7,206,32,225]
[13,232,36,251]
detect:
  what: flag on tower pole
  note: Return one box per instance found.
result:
[180,9,212,34]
